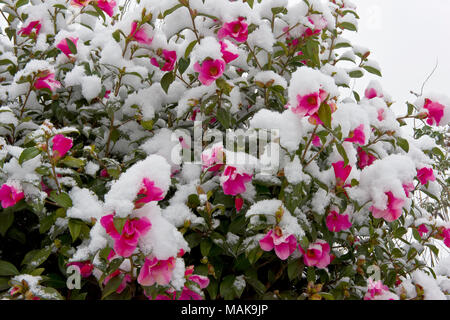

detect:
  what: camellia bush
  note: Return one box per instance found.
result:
[0,0,449,300]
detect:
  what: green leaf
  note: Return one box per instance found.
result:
[15,0,29,8]
[61,156,85,168]
[65,38,77,54]
[0,260,19,276]
[363,65,382,77]
[184,40,198,59]
[0,211,14,237]
[394,227,407,239]
[317,103,332,128]
[112,29,121,42]
[163,3,183,17]
[187,194,200,209]
[178,57,190,75]
[141,119,154,131]
[68,219,82,242]
[200,239,213,257]
[219,275,236,300]
[113,217,127,234]
[246,0,254,8]
[431,147,445,160]
[353,91,360,102]
[102,275,123,299]
[19,147,40,165]
[50,191,73,208]
[0,277,10,291]
[339,22,357,31]
[412,228,422,242]
[288,259,304,281]
[160,71,175,94]
[396,137,409,153]
[348,70,364,78]
[426,244,439,257]
[21,246,52,270]
[336,143,349,165]
[307,267,316,282]
[216,107,231,129]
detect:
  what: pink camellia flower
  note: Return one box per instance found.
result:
[364,279,398,300]
[51,134,73,160]
[304,15,327,37]
[179,266,210,300]
[67,261,93,278]
[235,197,244,212]
[71,0,91,7]
[194,59,226,86]
[298,240,331,269]
[345,124,366,145]
[312,135,322,147]
[100,214,152,257]
[18,20,41,36]
[416,167,436,185]
[135,178,164,208]
[370,191,405,222]
[129,21,153,45]
[57,37,78,58]
[423,98,445,126]
[220,165,252,196]
[377,109,385,121]
[259,228,297,260]
[201,145,224,172]
[365,87,381,100]
[97,0,116,17]
[443,228,450,248]
[0,184,25,209]
[402,182,415,198]
[332,161,352,188]
[137,256,176,287]
[357,147,376,169]
[292,92,321,117]
[417,224,429,238]
[220,41,239,64]
[103,270,132,294]
[34,72,61,92]
[326,210,352,232]
[151,50,177,72]
[217,17,248,43]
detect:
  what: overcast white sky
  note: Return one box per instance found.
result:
[348,0,450,114]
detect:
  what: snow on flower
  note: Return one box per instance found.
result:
[220,40,239,64]
[364,279,398,300]
[0,184,25,209]
[259,228,297,260]
[370,191,405,222]
[193,59,226,86]
[299,240,331,269]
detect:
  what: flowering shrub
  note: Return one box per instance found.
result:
[0,0,449,301]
